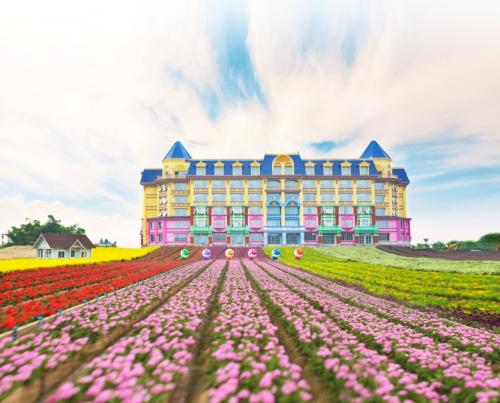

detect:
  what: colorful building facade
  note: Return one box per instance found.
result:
[140,140,411,246]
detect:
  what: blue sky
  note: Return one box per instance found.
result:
[0,0,499,246]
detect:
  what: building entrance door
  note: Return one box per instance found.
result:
[194,235,209,246]
[286,233,300,245]
[267,233,282,245]
[231,233,245,245]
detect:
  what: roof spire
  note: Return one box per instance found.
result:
[163,141,191,160]
[360,140,391,159]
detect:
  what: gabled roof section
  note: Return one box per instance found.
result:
[35,233,94,249]
[163,141,191,160]
[140,169,162,184]
[360,140,391,159]
[392,168,410,184]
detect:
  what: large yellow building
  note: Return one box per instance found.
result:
[140,140,411,246]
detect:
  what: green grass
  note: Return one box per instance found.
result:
[263,247,500,314]
[322,246,500,274]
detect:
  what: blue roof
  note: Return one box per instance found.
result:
[360,140,391,159]
[163,141,191,160]
[140,169,162,184]
[393,168,409,184]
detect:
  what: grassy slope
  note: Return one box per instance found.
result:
[0,246,159,272]
[323,246,500,274]
[263,247,500,314]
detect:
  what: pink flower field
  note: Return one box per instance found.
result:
[0,258,498,402]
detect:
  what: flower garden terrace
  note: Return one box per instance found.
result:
[0,246,498,402]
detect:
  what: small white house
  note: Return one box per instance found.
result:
[33,233,94,259]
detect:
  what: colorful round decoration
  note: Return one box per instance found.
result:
[294,248,304,260]
[225,248,235,259]
[248,248,258,259]
[271,248,281,260]
[202,248,212,260]
[180,248,190,260]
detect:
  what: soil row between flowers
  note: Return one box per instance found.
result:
[1,261,213,403]
[265,261,499,363]
[254,260,498,401]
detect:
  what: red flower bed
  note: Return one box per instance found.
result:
[0,260,184,331]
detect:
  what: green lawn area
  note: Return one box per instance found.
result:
[263,247,500,314]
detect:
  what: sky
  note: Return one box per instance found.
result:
[0,0,499,247]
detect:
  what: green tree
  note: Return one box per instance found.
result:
[431,241,446,250]
[479,233,500,251]
[6,215,86,246]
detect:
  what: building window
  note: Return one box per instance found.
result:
[320,180,334,189]
[45,249,52,258]
[375,195,386,204]
[322,206,335,214]
[230,193,244,202]
[376,208,386,216]
[285,219,299,227]
[214,166,224,176]
[304,232,317,241]
[303,207,317,214]
[158,221,163,229]
[339,206,353,214]
[356,180,371,189]
[81,251,87,258]
[339,193,352,201]
[339,180,352,188]
[250,219,262,228]
[174,208,188,216]
[303,193,316,202]
[251,166,260,176]
[357,193,371,202]
[267,233,282,244]
[232,206,244,214]
[248,180,262,188]
[285,206,299,215]
[302,180,315,189]
[341,166,351,176]
[267,193,281,202]
[285,180,298,189]
[249,232,263,242]
[150,234,155,243]
[249,193,262,201]
[196,166,206,176]
[37,249,43,258]
[284,166,293,175]
[377,220,389,228]
[321,193,334,202]
[379,233,390,241]
[248,207,262,214]
[322,217,336,227]
[341,232,354,241]
[213,232,226,242]
[305,218,316,227]
[194,180,208,188]
[358,206,371,215]
[195,206,207,214]
[173,220,189,228]
[212,180,225,189]
[267,219,281,227]
[267,206,281,215]
[375,182,385,190]
[194,193,208,202]
[174,195,187,204]
[194,217,208,227]
[267,180,281,189]
[71,250,75,258]
[273,166,282,175]
[212,193,226,202]
[233,166,242,176]
[230,180,243,188]
[214,219,225,228]
[212,207,226,215]
[174,234,188,242]
[358,218,371,226]
[174,182,187,190]
[341,219,353,228]
[231,217,244,227]
[305,166,314,176]
[323,166,333,176]
[158,234,163,242]
[150,221,155,229]
[360,166,369,176]
[285,193,298,203]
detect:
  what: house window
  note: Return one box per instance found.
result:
[174,196,187,204]
[174,208,188,216]
[379,233,390,241]
[212,180,225,188]
[81,251,87,258]
[376,208,386,216]
[150,221,155,229]
[341,232,354,241]
[232,206,244,214]
[57,251,65,258]
[214,219,225,228]
[303,207,317,214]
[322,206,335,214]
[339,206,353,214]
[305,218,316,227]
[339,193,352,201]
[71,250,76,258]
[285,193,298,203]
[196,166,206,176]
[231,217,244,227]
[194,193,208,202]
[215,166,224,176]
[321,193,334,202]
[230,180,243,188]
[267,193,281,202]
[341,219,353,228]
[251,166,260,176]
[377,220,389,228]
[375,195,386,204]
[267,180,280,189]
[341,166,351,176]
[303,193,316,202]
[358,206,371,215]
[320,180,334,188]
[375,182,385,190]
[249,232,263,242]
[249,193,262,201]
[194,180,208,188]
[150,234,155,243]
[213,232,226,242]
[285,206,299,215]
[284,166,293,175]
[323,166,333,176]
[267,219,281,227]
[174,182,187,190]
[195,217,208,227]
[233,166,242,176]
[158,234,163,242]
[248,180,262,188]
[212,193,226,202]
[174,234,188,242]
[173,220,190,228]
[358,218,371,226]
[339,180,352,189]
[304,232,317,241]
[45,249,52,258]
[230,193,244,202]
[303,180,316,189]
[356,180,370,189]
[305,166,314,176]
[248,207,262,214]
[285,219,299,227]
[273,166,282,175]
[267,206,281,215]
[357,193,371,202]
[37,249,43,258]
[250,219,261,228]
[322,217,336,227]
[212,207,226,215]
[360,166,369,176]
[158,221,163,229]
[285,180,298,189]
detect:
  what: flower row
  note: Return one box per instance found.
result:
[47,260,224,402]
[208,260,311,402]
[258,260,499,401]
[0,260,208,400]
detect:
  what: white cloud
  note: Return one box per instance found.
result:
[1,0,499,243]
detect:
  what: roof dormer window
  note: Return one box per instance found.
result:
[341,162,351,176]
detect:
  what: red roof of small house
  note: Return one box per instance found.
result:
[36,233,94,249]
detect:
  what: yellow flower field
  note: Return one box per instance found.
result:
[0,246,159,272]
